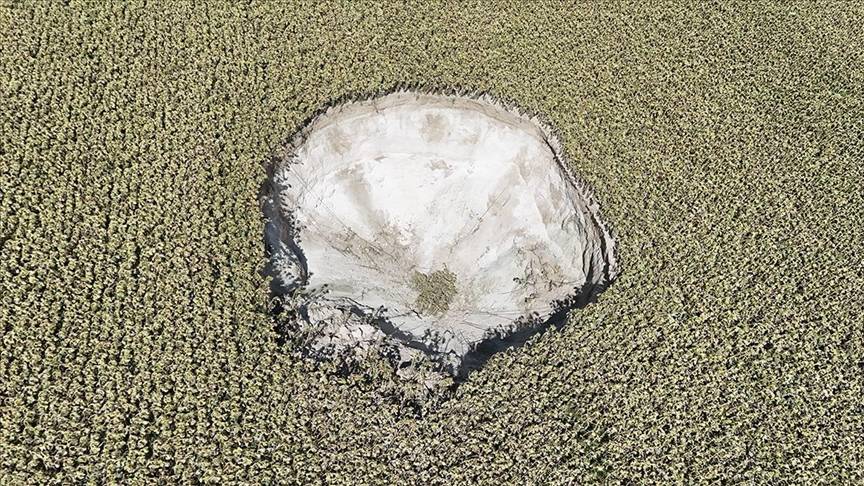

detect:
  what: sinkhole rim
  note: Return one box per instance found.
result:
[261,87,620,381]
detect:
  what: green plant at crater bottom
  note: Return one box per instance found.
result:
[410,268,458,316]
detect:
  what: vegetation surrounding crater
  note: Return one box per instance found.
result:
[1,1,862,484]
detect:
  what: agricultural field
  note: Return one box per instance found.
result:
[1,1,863,483]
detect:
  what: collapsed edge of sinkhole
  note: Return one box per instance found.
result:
[262,89,618,384]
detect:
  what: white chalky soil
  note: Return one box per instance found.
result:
[265,91,617,376]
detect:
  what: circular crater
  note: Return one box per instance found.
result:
[263,90,617,379]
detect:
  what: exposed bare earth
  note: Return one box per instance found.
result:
[264,91,616,378]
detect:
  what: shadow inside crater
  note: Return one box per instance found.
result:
[454,278,613,382]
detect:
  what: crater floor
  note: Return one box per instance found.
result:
[264,91,617,376]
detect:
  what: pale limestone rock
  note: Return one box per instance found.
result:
[264,90,617,377]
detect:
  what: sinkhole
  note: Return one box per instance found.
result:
[263,90,617,381]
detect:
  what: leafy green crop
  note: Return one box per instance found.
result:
[1,1,863,483]
[411,269,458,316]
